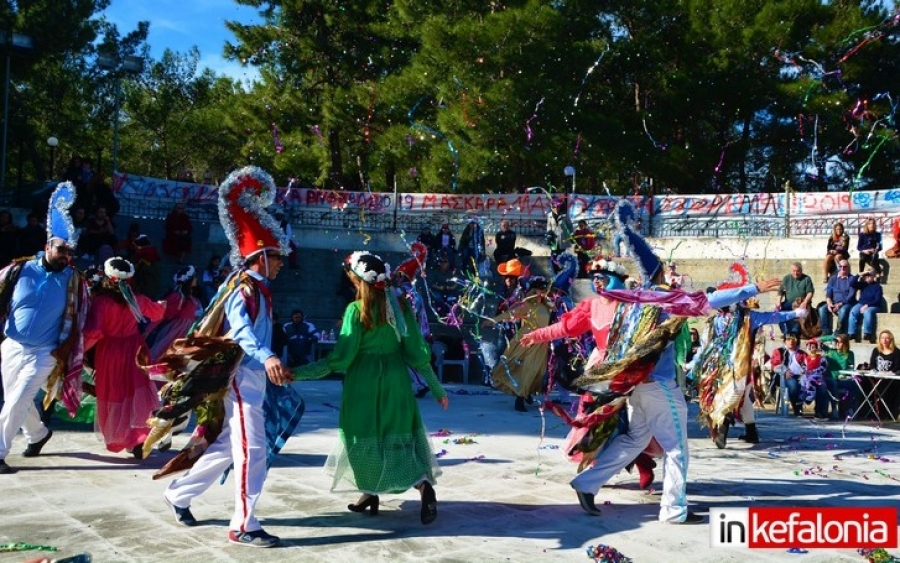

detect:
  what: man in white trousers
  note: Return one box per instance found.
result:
[163,167,293,548]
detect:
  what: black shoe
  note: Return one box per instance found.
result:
[738,423,760,444]
[22,430,53,458]
[415,387,429,399]
[514,397,527,412]
[228,529,280,548]
[348,495,380,515]
[672,511,705,524]
[0,460,16,474]
[165,497,198,527]
[524,395,535,405]
[574,489,602,516]
[131,443,145,460]
[419,482,438,525]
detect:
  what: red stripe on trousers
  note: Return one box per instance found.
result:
[233,378,251,532]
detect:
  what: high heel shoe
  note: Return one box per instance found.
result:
[347,495,379,515]
[419,482,437,525]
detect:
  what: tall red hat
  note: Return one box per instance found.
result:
[395,242,428,280]
[218,166,289,266]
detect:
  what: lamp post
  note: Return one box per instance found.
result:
[1,32,35,191]
[47,136,58,179]
[563,165,576,196]
[97,54,145,176]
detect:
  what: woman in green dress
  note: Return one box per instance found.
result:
[293,251,449,524]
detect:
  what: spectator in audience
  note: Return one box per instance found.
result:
[163,203,193,264]
[458,217,485,275]
[116,221,142,261]
[546,197,573,263]
[283,309,319,368]
[770,334,808,416]
[821,334,855,420]
[823,222,851,282]
[132,234,163,299]
[79,206,117,258]
[664,261,684,289]
[437,223,456,269]
[857,218,882,276]
[848,266,883,344]
[417,225,437,258]
[274,209,298,269]
[819,259,856,336]
[76,175,120,218]
[200,254,226,305]
[886,216,900,259]
[778,262,814,339]
[430,251,461,315]
[493,220,517,265]
[867,330,900,415]
[63,156,84,188]
[18,213,46,257]
[572,220,596,278]
[0,209,19,267]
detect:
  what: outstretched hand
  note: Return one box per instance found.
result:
[437,396,449,409]
[519,332,537,347]
[755,278,782,293]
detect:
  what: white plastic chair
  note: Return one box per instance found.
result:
[432,341,470,385]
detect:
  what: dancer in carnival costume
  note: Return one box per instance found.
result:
[145,266,202,362]
[83,257,166,458]
[0,182,88,474]
[485,275,554,412]
[392,242,433,398]
[293,251,449,524]
[694,267,806,448]
[160,167,300,548]
[519,200,782,523]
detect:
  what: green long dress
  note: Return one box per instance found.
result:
[294,301,446,494]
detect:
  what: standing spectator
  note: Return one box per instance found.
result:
[770,335,808,416]
[493,220,517,265]
[18,213,46,257]
[63,156,84,188]
[857,218,882,276]
[83,258,166,458]
[778,262,814,338]
[417,226,437,259]
[664,262,684,289]
[848,266,883,344]
[437,223,456,269]
[867,330,900,416]
[546,197,573,263]
[163,203,193,264]
[572,220,596,278]
[819,259,856,336]
[292,251,448,525]
[274,209,298,269]
[79,206,117,258]
[823,222,851,283]
[0,209,20,267]
[458,218,485,275]
[76,175,120,219]
[885,216,900,259]
[283,309,319,367]
[0,183,87,475]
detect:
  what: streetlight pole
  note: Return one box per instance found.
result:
[47,136,58,179]
[1,32,35,191]
[563,166,576,197]
[97,54,144,176]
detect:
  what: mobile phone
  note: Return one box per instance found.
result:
[51,554,92,563]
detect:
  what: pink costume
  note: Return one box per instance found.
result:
[146,292,202,361]
[84,294,165,452]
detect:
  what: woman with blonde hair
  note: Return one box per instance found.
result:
[823,222,850,283]
[857,218,882,276]
[864,330,900,419]
[293,251,448,524]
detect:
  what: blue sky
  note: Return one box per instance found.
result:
[101,0,262,82]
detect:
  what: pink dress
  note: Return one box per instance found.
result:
[145,292,202,361]
[84,294,166,453]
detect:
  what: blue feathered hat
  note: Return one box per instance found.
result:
[613,199,660,284]
[551,253,578,294]
[46,181,78,248]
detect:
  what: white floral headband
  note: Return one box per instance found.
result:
[346,251,391,289]
[104,257,135,281]
[591,257,627,277]
[173,265,196,285]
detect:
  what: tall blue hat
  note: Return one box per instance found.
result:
[46,181,78,247]
[551,253,578,294]
[613,199,660,284]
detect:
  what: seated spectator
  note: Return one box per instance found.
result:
[664,261,684,288]
[132,234,163,299]
[821,334,856,420]
[430,251,461,315]
[867,330,900,417]
[778,262,814,338]
[493,220,517,265]
[0,209,19,267]
[79,206,117,258]
[804,339,830,419]
[857,218,882,275]
[818,259,855,336]
[848,265,882,343]
[886,216,900,259]
[162,203,193,264]
[76,174,120,219]
[770,334,808,416]
[823,222,850,282]
[283,309,319,367]
[18,212,47,257]
[572,220,596,278]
